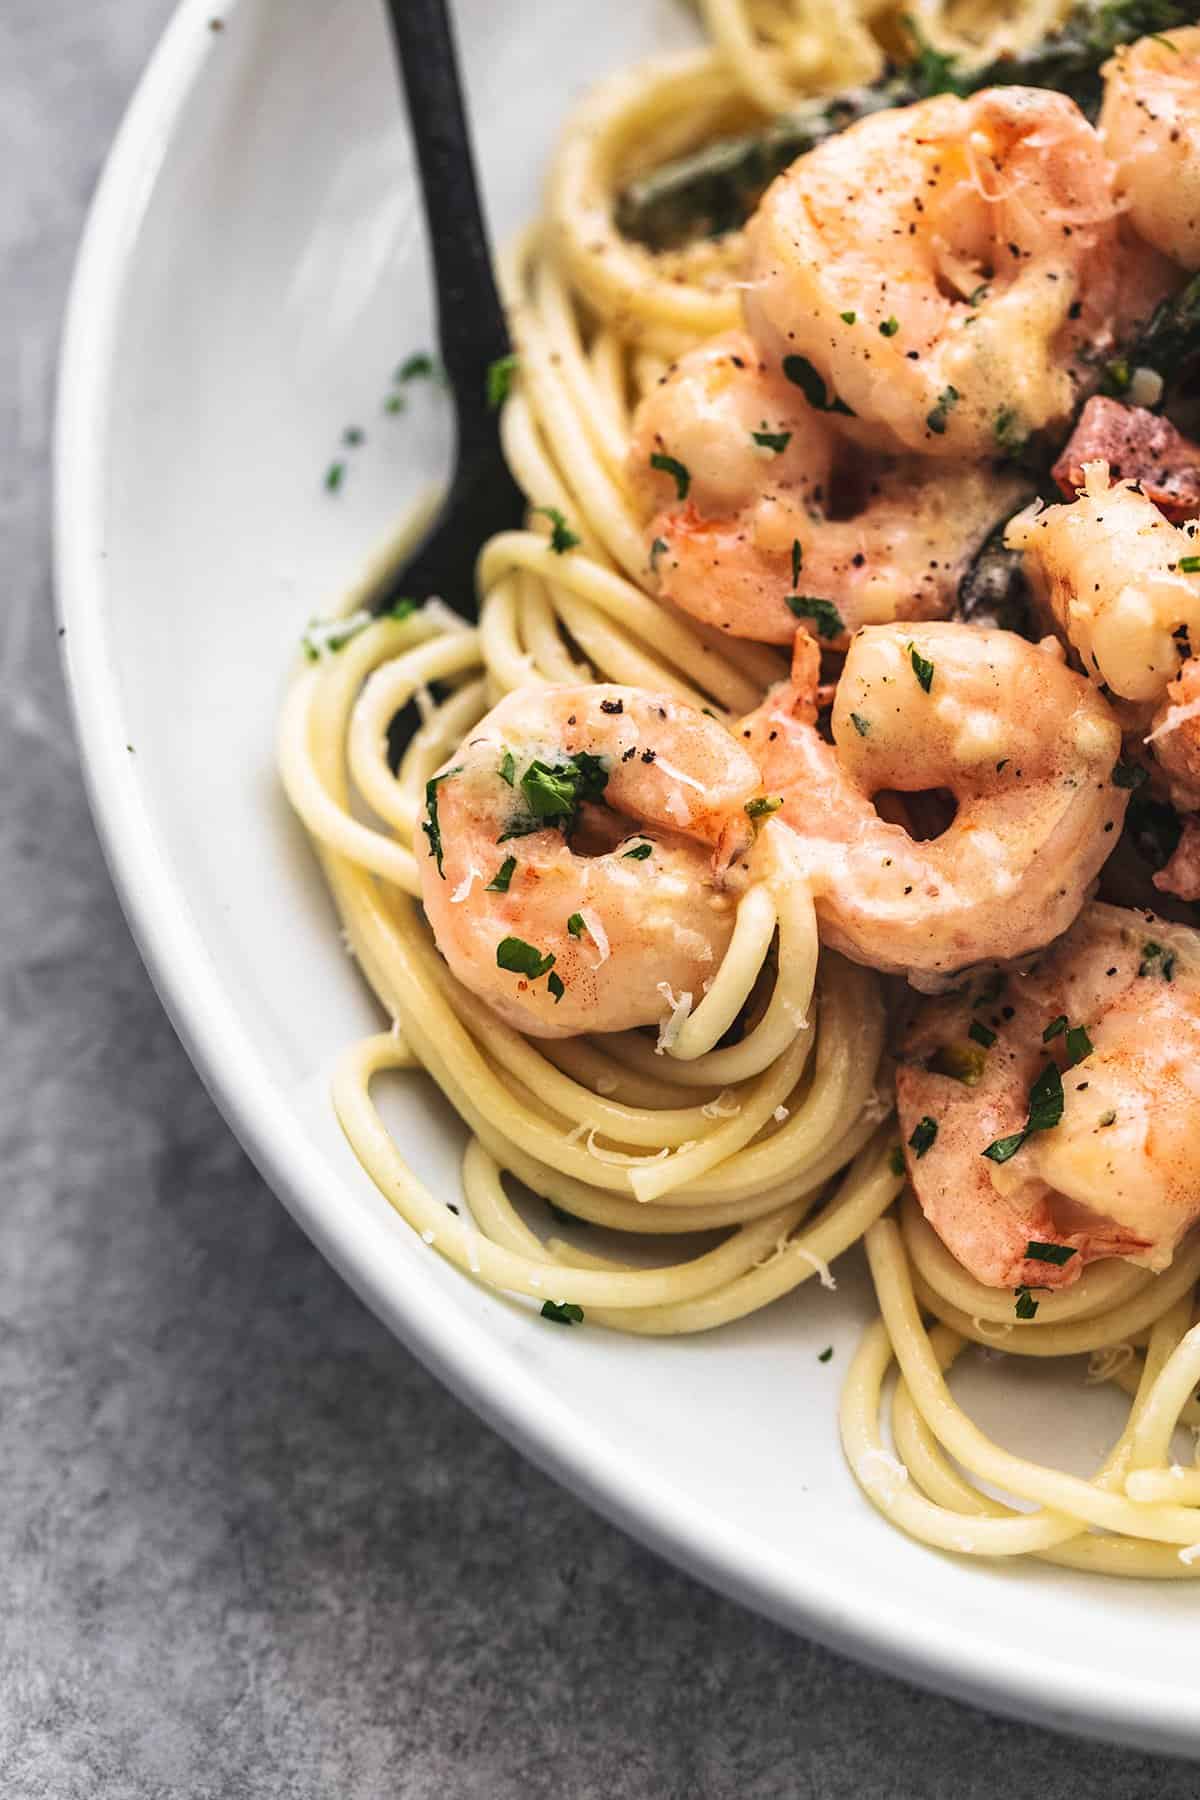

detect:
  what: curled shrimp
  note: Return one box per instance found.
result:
[1006,460,1200,704]
[418,684,760,1037]
[741,623,1127,988]
[745,87,1122,458]
[628,330,1028,645]
[1101,27,1200,271]
[895,902,1200,1289]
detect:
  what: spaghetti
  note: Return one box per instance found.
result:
[280,0,1200,1576]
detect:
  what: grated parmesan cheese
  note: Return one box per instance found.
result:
[655,982,693,1054]
[795,1248,837,1290]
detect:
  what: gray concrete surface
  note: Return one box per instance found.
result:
[4,2,1198,1793]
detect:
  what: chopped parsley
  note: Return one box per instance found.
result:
[966,283,990,307]
[301,602,416,661]
[745,795,783,821]
[342,425,365,447]
[1100,356,1131,397]
[1014,1286,1040,1320]
[925,384,960,436]
[1042,1014,1067,1041]
[909,643,935,693]
[968,1020,996,1049]
[791,538,803,585]
[531,505,581,554]
[650,451,691,500]
[498,749,516,787]
[1064,1023,1093,1066]
[498,751,609,842]
[422,765,464,878]
[486,352,519,409]
[840,310,857,325]
[992,406,1026,459]
[623,841,653,860]
[496,936,555,979]
[1142,941,1179,982]
[1180,555,1200,574]
[850,712,871,738]
[1025,1240,1077,1267]
[909,1116,938,1159]
[567,912,586,938]
[486,856,517,893]
[1112,759,1147,789]
[982,1060,1064,1163]
[396,350,440,383]
[818,1346,834,1363]
[649,536,669,573]
[540,1299,584,1325]
[751,428,792,453]
[782,354,855,416]
[788,594,845,639]
[547,971,566,1003]
[879,316,900,337]
[324,460,346,493]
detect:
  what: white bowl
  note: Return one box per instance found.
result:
[56,0,1200,1754]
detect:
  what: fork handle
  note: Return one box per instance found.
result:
[382,0,510,394]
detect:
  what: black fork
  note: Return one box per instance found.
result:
[377,0,525,616]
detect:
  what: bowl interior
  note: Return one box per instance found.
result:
[57,0,1200,1752]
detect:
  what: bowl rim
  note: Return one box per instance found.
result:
[52,0,1200,1757]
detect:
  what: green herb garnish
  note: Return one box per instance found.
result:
[498,749,516,787]
[547,971,566,1003]
[649,536,670,573]
[324,460,346,493]
[422,765,464,878]
[540,1299,584,1325]
[1179,554,1200,574]
[1026,1240,1077,1266]
[498,751,610,843]
[909,643,935,693]
[1065,1023,1093,1066]
[1014,1286,1040,1320]
[879,316,900,337]
[567,912,586,938]
[745,795,783,821]
[752,429,792,453]
[487,856,517,893]
[531,505,581,554]
[909,1116,938,1159]
[650,452,691,500]
[850,712,871,737]
[788,595,845,639]
[982,1060,1064,1162]
[397,351,439,382]
[925,385,960,436]
[1043,1014,1068,1041]
[496,936,556,979]
[623,841,653,860]
[968,1020,996,1049]
[818,1346,834,1363]
[487,352,519,409]
[782,355,855,416]
[840,310,857,325]
[791,539,803,585]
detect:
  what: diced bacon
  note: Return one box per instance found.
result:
[1052,398,1200,525]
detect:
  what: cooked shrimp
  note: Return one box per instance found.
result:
[1006,461,1200,703]
[1101,27,1200,271]
[629,330,1028,645]
[741,623,1127,987]
[745,87,1121,459]
[419,684,760,1037]
[895,902,1200,1289]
